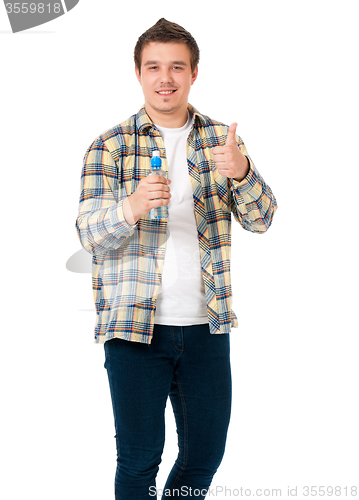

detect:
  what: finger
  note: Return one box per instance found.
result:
[145,177,170,190]
[149,190,171,200]
[148,183,170,193]
[212,156,227,164]
[147,174,169,184]
[212,146,227,156]
[215,170,229,177]
[225,122,237,146]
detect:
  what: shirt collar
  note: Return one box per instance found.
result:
[135,103,206,132]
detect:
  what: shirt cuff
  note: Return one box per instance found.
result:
[230,156,263,200]
[109,199,137,233]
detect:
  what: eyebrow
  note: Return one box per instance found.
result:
[143,60,188,67]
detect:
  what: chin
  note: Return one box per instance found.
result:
[152,104,179,114]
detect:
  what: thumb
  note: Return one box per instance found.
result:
[225,122,237,145]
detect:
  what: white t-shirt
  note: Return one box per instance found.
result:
[154,113,209,326]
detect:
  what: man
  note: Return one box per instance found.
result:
[76,18,277,500]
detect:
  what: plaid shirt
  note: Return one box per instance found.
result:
[76,105,277,344]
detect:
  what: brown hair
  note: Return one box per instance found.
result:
[134,18,200,73]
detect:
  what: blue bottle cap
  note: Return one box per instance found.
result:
[151,151,162,168]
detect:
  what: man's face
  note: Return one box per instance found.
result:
[135,42,198,126]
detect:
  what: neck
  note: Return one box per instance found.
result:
[145,103,189,128]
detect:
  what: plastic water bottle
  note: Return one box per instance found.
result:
[148,151,168,220]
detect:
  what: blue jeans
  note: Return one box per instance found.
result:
[104,323,232,499]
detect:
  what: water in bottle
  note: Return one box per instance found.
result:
[148,151,168,220]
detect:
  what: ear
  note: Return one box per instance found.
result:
[191,66,198,85]
[135,66,142,85]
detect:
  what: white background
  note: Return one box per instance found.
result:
[1,1,358,498]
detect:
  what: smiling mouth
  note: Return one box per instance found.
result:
[156,90,177,95]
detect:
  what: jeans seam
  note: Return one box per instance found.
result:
[170,326,184,354]
[171,372,188,489]
[104,343,120,447]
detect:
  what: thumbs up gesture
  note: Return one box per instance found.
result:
[212,123,250,182]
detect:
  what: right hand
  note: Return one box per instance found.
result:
[123,174,171,224]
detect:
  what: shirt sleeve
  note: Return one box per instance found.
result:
[228,139,278,233]
[75,136,137,254]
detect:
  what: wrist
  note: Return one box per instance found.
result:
[234,157,250,182]
[122,197,138,225]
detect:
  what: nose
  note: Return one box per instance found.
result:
[160,68,173,84]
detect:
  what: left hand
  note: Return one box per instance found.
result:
[212,123,250,182]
